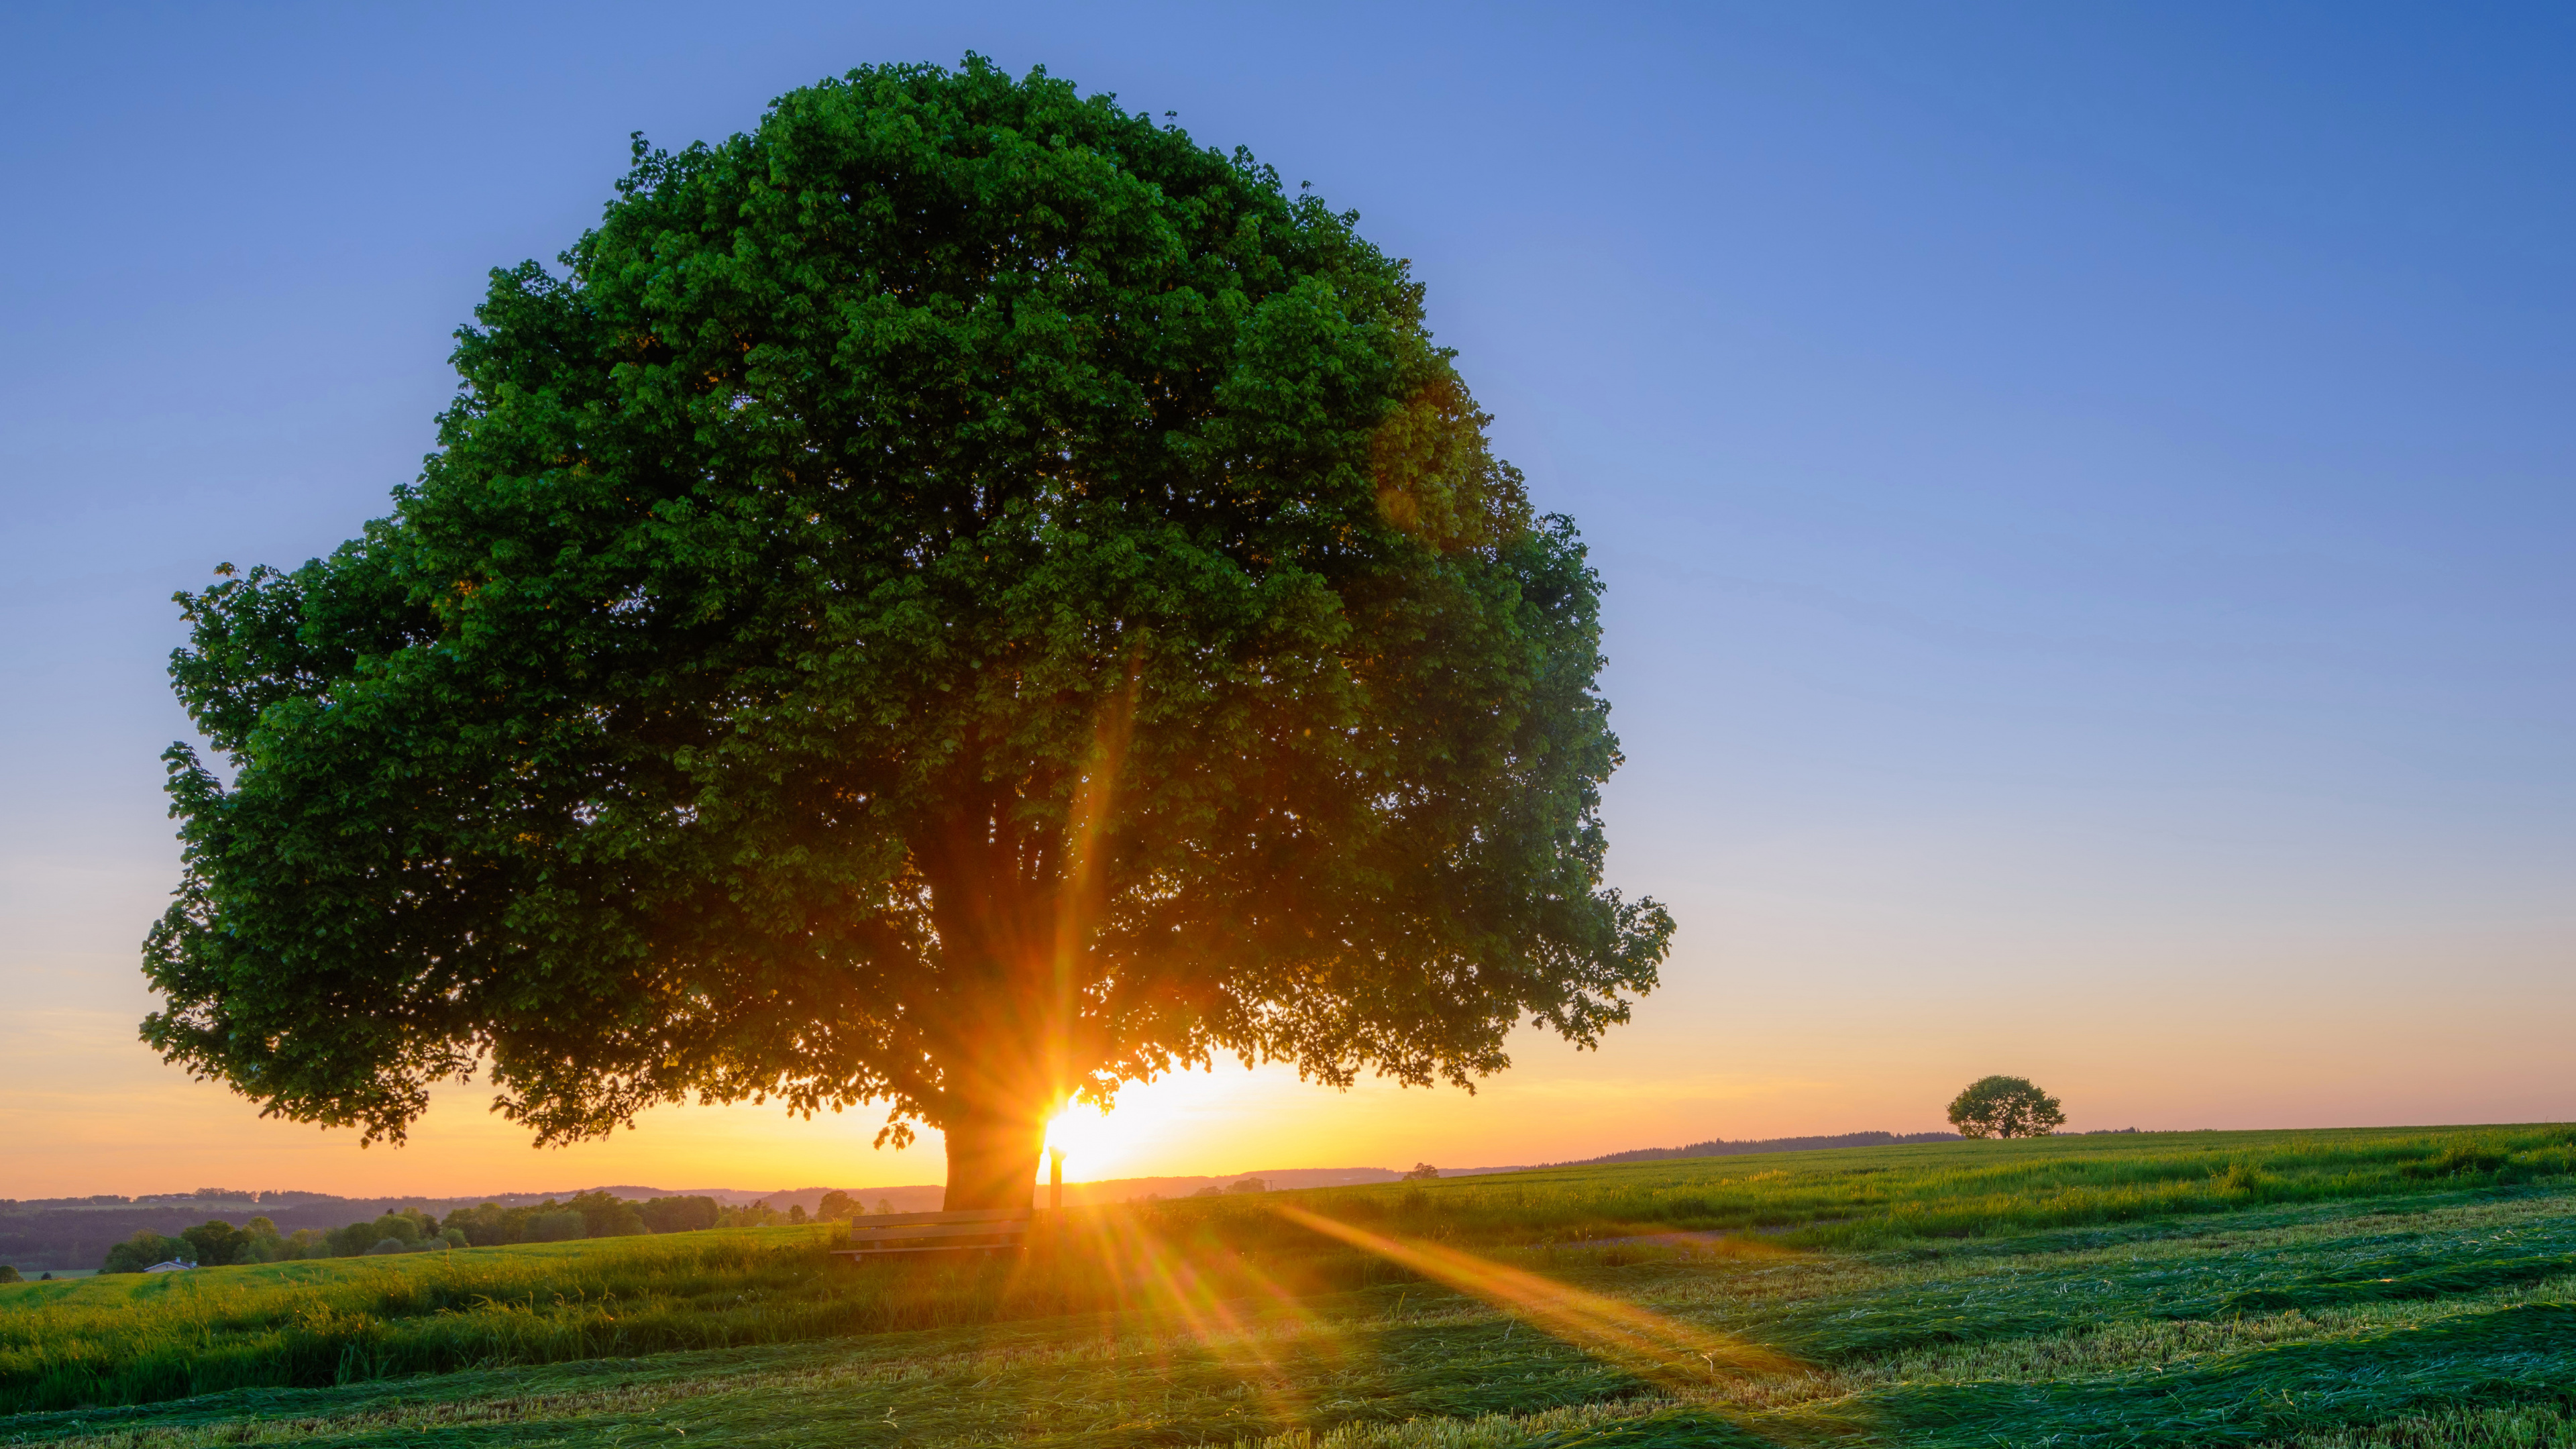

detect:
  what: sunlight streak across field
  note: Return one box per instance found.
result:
[1268,1203,1804,1392]
[974,1197,1344,1428]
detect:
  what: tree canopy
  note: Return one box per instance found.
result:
[143,56,1672,1208]
[1946,1075,2066,1139]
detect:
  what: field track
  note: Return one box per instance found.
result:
[7,1125,2576,1446]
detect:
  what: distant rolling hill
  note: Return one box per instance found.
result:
[1550,1130,1965,1167]
[5,1130,2082,1272]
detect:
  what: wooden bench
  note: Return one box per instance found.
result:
[832,1208,1033,1260]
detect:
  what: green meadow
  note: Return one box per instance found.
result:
[7,1125,2576,1446]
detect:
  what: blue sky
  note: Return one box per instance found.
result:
[3,2,2570,1195]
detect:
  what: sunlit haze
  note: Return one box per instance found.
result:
[3,3,2571,1201]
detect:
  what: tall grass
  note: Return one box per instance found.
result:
[0,1214,1417,1414]
[1,1124,2565,1416]
[0,1228,1143,1414]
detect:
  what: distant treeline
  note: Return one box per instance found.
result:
[3,1189,890,1275]
[0,1189,364,1210]
[1562,1130,1966,1167]
[0,1193,594,1271]
[85,1189,909,1274]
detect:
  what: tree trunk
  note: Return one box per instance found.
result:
[940,1104,1046,1212]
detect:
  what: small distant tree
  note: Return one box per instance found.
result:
[1401,1163,1440,1181]
[528,1210,588,1242]
[369,1212,426,1246]
[1946,1075,2065,1139]
[565,1190,647,1238]
[637,1194,722,1234]
[0,1267,21,1283]
[189,1216,284,1264]
[441,1203,506,1246]
[102,1231,190,1273]
[817,1191,855,1222]
[1226,1177,1268,1194]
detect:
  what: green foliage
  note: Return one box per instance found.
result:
[444,1201,531,1246]
[97,1234,189,1275]
[323,1212,430,1258]
[229,1218,288,1265]
[1947,1074,2067,1138]
[0,1269,17,1286]
[442,1193,674,1247]
[175,1221,246,1268]
[637,1194,722,1234]
[141,53,1668,1210]
[562,1190,644,1239]
[2208,1160,2273,1197]
[286,1211,452,1259]
[526,1212,587,1244]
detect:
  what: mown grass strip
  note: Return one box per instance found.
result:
[1819,1303,2576,1448]
[9,1127,2576,1436]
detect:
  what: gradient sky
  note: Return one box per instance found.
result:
[3,2,2571,1200]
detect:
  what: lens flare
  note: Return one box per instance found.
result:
[979,1201,1336,1426]
[1269,1203,1804,1392]
[955,1191,1803,1437]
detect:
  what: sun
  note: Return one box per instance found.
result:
[1041,1101,1129,1181]
[1040,1081,1199,1183]
[1034,1065,1295,1185]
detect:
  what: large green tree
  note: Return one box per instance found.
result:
[144,58,1672,1210]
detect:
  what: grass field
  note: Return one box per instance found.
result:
[5,1124,2575,1446]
